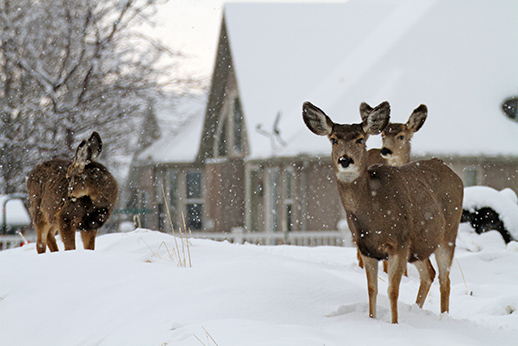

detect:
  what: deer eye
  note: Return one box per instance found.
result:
[330,138,338,145]
[398,135,404,140]
[356,137,364,144]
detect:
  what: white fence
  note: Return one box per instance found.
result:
[1,229,350,251]
[191,228,350,246]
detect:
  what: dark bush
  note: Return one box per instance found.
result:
[462,207,513,243]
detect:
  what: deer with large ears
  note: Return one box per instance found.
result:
[27,132,119,254]
[302,101,463,323]
[360,103,429,273]
[365,103,428,167]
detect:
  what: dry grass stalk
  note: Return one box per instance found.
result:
[162,185,192,268]
[161,185,182,264]
[182,212,193,268]
[194,326,219,346]
[133,214,142,228]
[456,259,471,294]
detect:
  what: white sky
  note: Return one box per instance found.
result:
[142,0,345,78]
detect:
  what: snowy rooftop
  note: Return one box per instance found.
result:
[224,0,518,159]
[138,93,207,163]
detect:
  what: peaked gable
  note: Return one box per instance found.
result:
[198,15,248,162]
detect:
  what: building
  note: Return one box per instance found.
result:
[131,0,518,235]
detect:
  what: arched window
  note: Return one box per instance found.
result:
[215,96,245,158]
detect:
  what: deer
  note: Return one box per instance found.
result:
[366,103,427,167]
[27,132,119,254]
[359,103,428,273]
[302,101,463,323]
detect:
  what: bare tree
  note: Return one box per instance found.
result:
[0,0,195,193]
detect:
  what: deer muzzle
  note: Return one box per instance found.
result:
[380,147,393,157]
[338,156,354,169]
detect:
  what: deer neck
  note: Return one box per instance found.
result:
[387,144,411,167]
[336,170,373,214]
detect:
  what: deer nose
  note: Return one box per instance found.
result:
[381,147,393,156]
[338,156,354,168]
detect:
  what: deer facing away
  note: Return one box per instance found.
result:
[27,132,119,254]
[302,101,463,323]
[360,103,428,273]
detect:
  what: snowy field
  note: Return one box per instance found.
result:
[1,225,517,345]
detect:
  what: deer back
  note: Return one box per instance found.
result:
[27,158,71,224]
[344,158,463,262]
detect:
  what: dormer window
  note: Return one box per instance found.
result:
[215,96,245,158]
[233,97,244,152]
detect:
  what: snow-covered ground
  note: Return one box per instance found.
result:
[1,225,517,345]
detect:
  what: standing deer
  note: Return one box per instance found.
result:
[27,132,119,254]
[360,103,428,273]
[366,103,427,167]
[302,101,463,323]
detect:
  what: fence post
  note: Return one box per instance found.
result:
[232,227,244,244]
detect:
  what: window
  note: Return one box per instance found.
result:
[283,169,295,232]
[265,167,281,233]
[186,172,202,199]
[217,117,228,157]
[233,97,244,152]
[185,171,204,230]
[249,168,263,232]
[168,170,179,228]
[186,203,203,230]
[464,167,480,187]
[215,96,245,158]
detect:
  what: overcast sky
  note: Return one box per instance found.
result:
[142,0,345,79]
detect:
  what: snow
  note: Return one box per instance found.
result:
[223,0,518,159]
[0,195,31,226]
[1,226,517,345]
[463,186,518,240]
[138,93,207,164]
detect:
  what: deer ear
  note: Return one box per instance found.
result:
[302,102,334,136]
[406,104,427,133]
[72,132,103,171]
[73,140,89,172]
[87,131,103,161]
[359,102,373,123]
[362,101,390,135]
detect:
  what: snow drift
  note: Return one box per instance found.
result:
[0,226,517,345]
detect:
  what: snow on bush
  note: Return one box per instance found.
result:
[463,186,518,240]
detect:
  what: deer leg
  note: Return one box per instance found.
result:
[81,230,97,250]
[387,251,408,324]
[413,258,436,308]
[383,260,408,276]
[46,228,59,252]
[434,244,455,314]
[57,218,76,251]
[357,249,364,269]
[35,221,51,254]
[361,254,378,319]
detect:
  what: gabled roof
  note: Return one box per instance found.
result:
[138,93,207,164]
[224,0,518,159]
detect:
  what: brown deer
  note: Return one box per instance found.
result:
[27,132,119,254]
[366,103,427,167]
[360,103,428,273]
[303,101,463,323]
